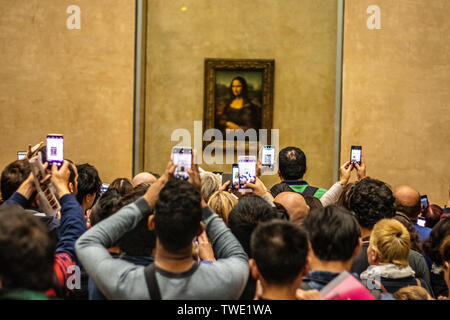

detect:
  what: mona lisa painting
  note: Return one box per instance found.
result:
[203,59,274,146]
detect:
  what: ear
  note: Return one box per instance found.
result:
[277,169,282,180]
[196,221,205,237]
[86,193,96,206]
[147,215,155,231]
[249,259,261,281]
[367,246,379,265]
[68,182,74,194]
[306,204,310,214]
[300,255,311,278]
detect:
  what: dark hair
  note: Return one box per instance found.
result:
[1,160,31,201]
[0,205,57,292]
[228,195,278,255]
[273,202,290,221]
[424,204,443,229]
[251,220,309,285]
[269,182,294,198]
[302,205,361,262]
[423,217,450,266]
[304,195,323,211]
[229,76,248,100]
[394,212,423,253]
[394,197,421,220]
[116,188,156,257]
[89,188,122,227]
[278,147,306,180]
[154,180,202,252]
[75,163,102,206]
[109,178,133,196]
[348,177,395,229]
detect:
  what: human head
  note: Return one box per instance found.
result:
[200,172,221,203]
[89,188,121,227]
[132,172,157,187]
[302,205,361,262]
[274,191,310,226]
[249,220,309,286]
[116,188,156,257]
[229,76,248,99]
[65,159,78,196]
[1,159,31,201]
[368,219,410,267]
[109,178,133,196]
[278,147,306,181]
[336,182,356,210]
[269,182,294,198]
[393,212,422,253]
[423,217,450,266]
[207,190,238,225]
[393,286,432,300]
[150,180,202,253]
[0,205,57,292]
[393,185,421,221]
[424,204,443,229]
[76,163,102,212]
[440,235,450,295]
[348,177,395,230]
[228,195,278,255]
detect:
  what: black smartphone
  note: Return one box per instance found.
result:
[420,195,429,208]
[17,151,27,160]
[350,145,362,165]
[232,163,239,190]
[172,146,192,180]
[46,134,64,167]
[261,145,275,169]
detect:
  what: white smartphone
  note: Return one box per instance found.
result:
[261,145,275,169]
[172,146,192,180]
[350,145,362,165]
[232,163,239,190]
[238,155,257,193]
[17,151,27,160]
[46,134,64,167]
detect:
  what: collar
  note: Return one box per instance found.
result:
[305,270,341,284]
[360,264,415,280]
[282,180,308,185]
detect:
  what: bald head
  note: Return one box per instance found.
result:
[274,192,310,226]
[394,185,421,220]
[132,172,157,186]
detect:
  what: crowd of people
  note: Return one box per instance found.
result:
[0,142,449,301]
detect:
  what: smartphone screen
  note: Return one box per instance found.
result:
[350,145,362,165]
[261,145,275,167]
[232,164,239,190]
[420,195,428,208]
[100,183,109,195]
[238,156,256,191]
[172,147,192,180]
[46,134,64,166]
[417,218,426,227]
[17,151,27,160]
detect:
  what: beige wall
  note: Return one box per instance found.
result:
[144,0,338,189]
[342,0,450,205]
[0,0,135,185]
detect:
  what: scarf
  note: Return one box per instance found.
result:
[360,264,415,280]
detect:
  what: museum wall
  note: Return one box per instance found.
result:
[0,0,135,185]
[341,0,450,205]
[144,0,338,189]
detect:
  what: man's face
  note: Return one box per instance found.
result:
[231,79,243,97]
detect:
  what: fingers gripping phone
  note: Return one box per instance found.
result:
[172,147,192,180]
[238,155,256,193]
[46,134,64,167]
[231,164,239,190]
[350,145,362,165]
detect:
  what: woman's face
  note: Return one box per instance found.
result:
[231,79,243,97]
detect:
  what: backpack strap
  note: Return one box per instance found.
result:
[144,263,161,300]
[302,186,319,197]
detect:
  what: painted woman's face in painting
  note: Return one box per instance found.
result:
[231,79,243,97]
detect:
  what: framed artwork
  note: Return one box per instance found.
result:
[203,58,274,150]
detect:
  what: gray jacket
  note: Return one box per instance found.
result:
[75,197,249,300]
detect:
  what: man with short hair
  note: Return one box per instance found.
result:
[349,178,432,293]
[300,205,362,291]
[270,147,327,199]
[394,185,431,243]
[274,191,310,226]
[76,163,102,214]
[76,161,249,299]
[132,172,157,187]
[249,220,310,300]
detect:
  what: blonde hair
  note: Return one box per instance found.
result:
[393,286,430,300]
[370,219,410,266]
[200,172,221,203]
[207,191,238,225]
